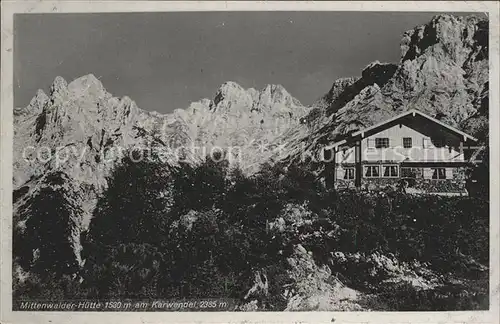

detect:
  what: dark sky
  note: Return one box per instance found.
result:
[14,11,474,113]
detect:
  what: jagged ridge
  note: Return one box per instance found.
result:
[12,13,489,278]
[274,14,489,167]
[13,74,309,268]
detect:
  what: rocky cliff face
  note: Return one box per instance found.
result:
[13,75,308,266]
[275,14,489,167]
[182,82,308,171]
[13,13,489,273]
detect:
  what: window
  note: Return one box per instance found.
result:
[364,165,380,178]
[431,168,447,179]
[375,138,390,148]
[341,148,350,159]
[422,138,431,148]
[401,167,422,178]
[383,165,398,177]
[323,148,333,161]
[367,139,375,149]
[403,137,412,148]
[343,167,355,180]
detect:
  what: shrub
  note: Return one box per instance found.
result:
[368,276,489,311]
[13,273,92,301]
[320,192,489,274]
[82,243,163,299]
[14,176,81,278]
[14,153,489,312]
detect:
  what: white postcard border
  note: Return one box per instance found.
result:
[1,1,499,324]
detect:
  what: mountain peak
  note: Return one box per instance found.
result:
[218,81,244,91]
[67,74,103,90]
[212,81,249,107]
[429,13,483,25]
[400,13,487,64]
[67,74,106,99]
[257,83,302,109]
[30,89,49,110]
[35,89,48,98]
[50,76,68,95]
[14,89,49,118]
[263,84,286,93]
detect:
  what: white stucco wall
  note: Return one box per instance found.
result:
[333,123,465,164]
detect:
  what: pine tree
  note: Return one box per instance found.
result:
[82,150,172,297]
[15,176,81,278]
[86,151,172,247]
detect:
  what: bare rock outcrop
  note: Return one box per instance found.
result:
[275,14,489,166]
[13,75,308,271]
